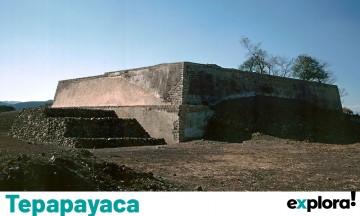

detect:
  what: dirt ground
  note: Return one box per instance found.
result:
[0,132,182,191]
[1,130,359,191]
[95,134,360,191]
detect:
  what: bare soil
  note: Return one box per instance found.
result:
[94,134,360,191]
[0,132,182,191]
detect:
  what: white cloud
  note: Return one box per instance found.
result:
[346,105,360,114]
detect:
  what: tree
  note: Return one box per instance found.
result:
[338,87,348,103]
[342,107,353,115]
[239,56,261,72]
[239,36,268,74]
[239,36,293,77]
[239,37,337,81]
[274,56,294,77]
[0,105,15,112]
[292,54,336,84]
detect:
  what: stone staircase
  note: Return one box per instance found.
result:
[10,107,166,148]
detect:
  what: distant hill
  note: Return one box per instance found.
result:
[1,101,21,104]
[0,100,53,110]
[12,100,53,110]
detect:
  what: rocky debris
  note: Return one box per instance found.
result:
[0,111,20,132]
[9,107,166,148]
[195,186,203,191]
[0,149,183,191]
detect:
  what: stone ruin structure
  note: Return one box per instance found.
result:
[47,62,348,145]
[10,107,165,148]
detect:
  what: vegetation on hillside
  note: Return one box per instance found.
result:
[0,105,15,113]
[0,100,53,110]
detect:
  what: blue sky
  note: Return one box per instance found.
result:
[0,0,359,112]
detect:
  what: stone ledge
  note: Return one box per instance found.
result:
[44,107,118,118]
[71,137,166,148]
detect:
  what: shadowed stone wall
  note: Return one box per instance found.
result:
[205,96,360,144]
[182,62,341,111]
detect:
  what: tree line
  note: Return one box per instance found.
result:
[239,36,336,84]
[0,105,15,113]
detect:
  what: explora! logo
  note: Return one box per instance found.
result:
[287,191,356,212]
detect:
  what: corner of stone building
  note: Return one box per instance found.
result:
[333,85,343,111]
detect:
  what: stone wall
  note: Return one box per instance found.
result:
[53,63,184,107]
[182,62,342,111]
[205,96,360,144]
[91,106,180,143]
[52,62,342,111]
[178,105,214,142]
[90,105,214,143]
[10,108,165,148]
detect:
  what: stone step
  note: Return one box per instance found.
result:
[11,107,167,148]
[44,108,118,118]
[69,137,166,148]
[63,118,150,138]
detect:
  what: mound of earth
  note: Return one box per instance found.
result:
[0,149,184,191]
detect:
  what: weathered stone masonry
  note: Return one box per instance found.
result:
[182,63,341,110]
[52,62,342,143]
[10,107,165,148]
